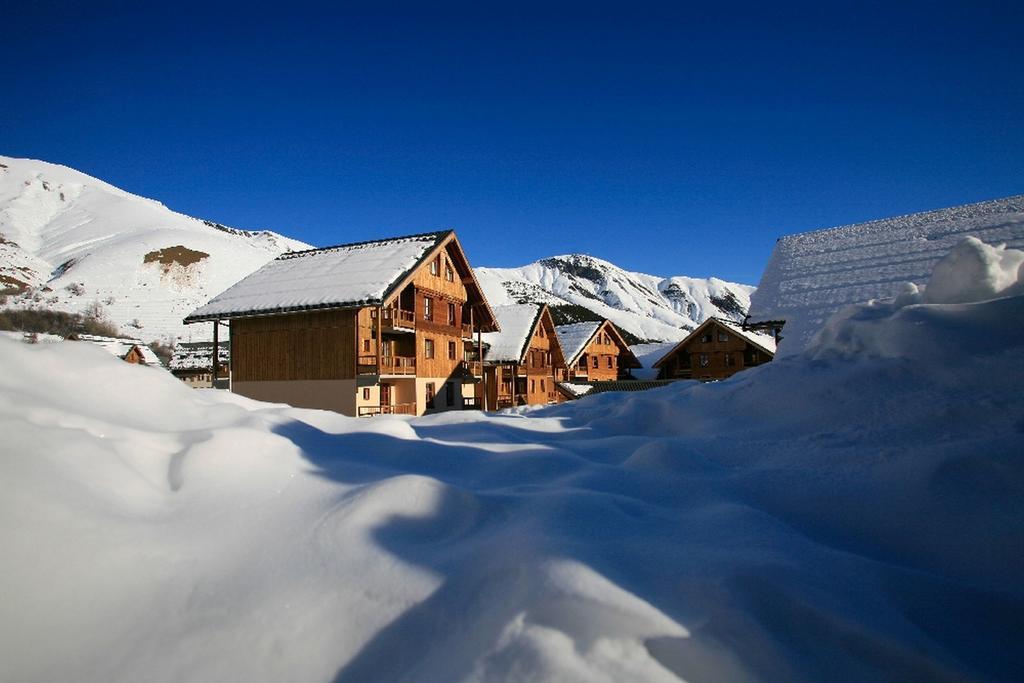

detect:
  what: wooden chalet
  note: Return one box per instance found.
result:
[554,319,641,383]
[652,317,776,381]
[480,304,565,409]
[184,230,499,417]
[69,334,165,368]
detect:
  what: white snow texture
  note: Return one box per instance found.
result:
[1,238,1022,682]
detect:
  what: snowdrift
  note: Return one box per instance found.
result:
[1,239,1022,682]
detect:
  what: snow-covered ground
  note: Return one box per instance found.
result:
[1,238,1022,682]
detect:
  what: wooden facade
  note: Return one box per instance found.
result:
[189,231,499,417]
[487,306,565,409]
[653,318,774,381]
[560,320,642,383]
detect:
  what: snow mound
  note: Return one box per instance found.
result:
[923,236,1024,304]
[2,242,1022,682]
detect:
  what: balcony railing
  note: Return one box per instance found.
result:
[357,355,417,375]
[358,402,417,417]
[381,307,415,331]
[460,360,482,376]
[496,393,527,408]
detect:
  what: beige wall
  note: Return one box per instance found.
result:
[233,379,358,416]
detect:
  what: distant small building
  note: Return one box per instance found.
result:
[652,318,775,381]
[480,304,565,408]
[170,342,230,388]
[554,320,641,382]
[69,334,165,367]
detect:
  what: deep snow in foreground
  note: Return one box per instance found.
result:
[2,242,1023,682]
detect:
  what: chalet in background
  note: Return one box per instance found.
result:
[69,334,165,367]
[480,304,565,408]
[184,230,499,417]
[170,341,230,388]
[653,318,775,381]
[554,319,641,382]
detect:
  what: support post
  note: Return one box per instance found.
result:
[211,319,219,387]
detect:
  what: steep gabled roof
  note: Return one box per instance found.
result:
[652,317,776,369]
[748,195,1024,354]
[480,304,545,363]
[555,319,642,368]
[185,230,501,328]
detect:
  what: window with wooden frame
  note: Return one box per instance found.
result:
[424,338,435,359]
[592,356,599,369]
[718,330,729,342]
[423,296,433,321]
[607,356,613,368]
[701,332,713,343]
[430,256,440,276]
[725,352,735,367]
[541,379,546,392]
[445,262,454,282]
[363,339,371,353]
[425,382,435,404]
[362,388,370,400]
[448,341,456,360]
[531,379,536,393]
[699,353,710,367]
[447,302,456,325]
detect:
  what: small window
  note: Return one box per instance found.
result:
[701,332,713,344]
[448,341,456,360]
[699,353,710,367]
[425,338,435,359]
[448,302,456,325]
[531,379,536,392]
[430,256,439,276]
[445,263,454,282]
[725,353,735,367]
[425,382,436,404]
[362,387,370,400]
[592,356,599,369]
[541,379,546,392]
[718,331,729,342]
[363,339,370,353]
[545,351,551,366]
[423,297,433,321]
[446,382,454,406]
[607,356,613,368]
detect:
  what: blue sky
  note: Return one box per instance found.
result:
[3,2,1022,284]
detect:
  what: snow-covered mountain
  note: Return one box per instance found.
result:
[476,255,754,343]
[0,155,752,344]
[0,156,310,341]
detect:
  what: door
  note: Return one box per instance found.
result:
[380,383,392,409]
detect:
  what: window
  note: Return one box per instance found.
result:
[699,353,710,367]
[425,382,435,404]
[545,351,551,366]
[531,379,536,393]
[607,356,613,368]
[425,338,435,359]
[725,353,735,367]
[362,388,370,400]
[701,332,713,344]
[541,379,546,392]
[363,339,370,353]
[592,356,599,369]
[579,357,587,369]
[448,341,456,360]
[430,256,439,276]
[423,296,433,321]
[448,302,456,325]
[718,331,729,342]
[445,263,454,282]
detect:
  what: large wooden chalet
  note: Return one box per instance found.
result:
[554,319,641,382]
[653,317,776,381]
[480,304,565,408]
[184,230,499,417]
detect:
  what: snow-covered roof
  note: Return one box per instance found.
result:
[72,334,164,366]
[185,231,450,322]
[480,304,543,363]
[554,322,601,365]
[557,382,593,397]
[652,318,776,368]
[748,195,1024,354]
[170,342,230,371]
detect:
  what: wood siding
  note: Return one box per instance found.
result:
[231,310,357,382]
[657,320,771,381]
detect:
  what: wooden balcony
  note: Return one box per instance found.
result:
[357,355,417,375]
[358,402,417,417]
[460,360,482,376]
[496,394,527,408]
[461,323,474,339]
[380,307,415,332]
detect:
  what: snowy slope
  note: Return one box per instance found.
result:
[476,254,755,343]
[0,156,310,341]
[1,238,1022,682]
